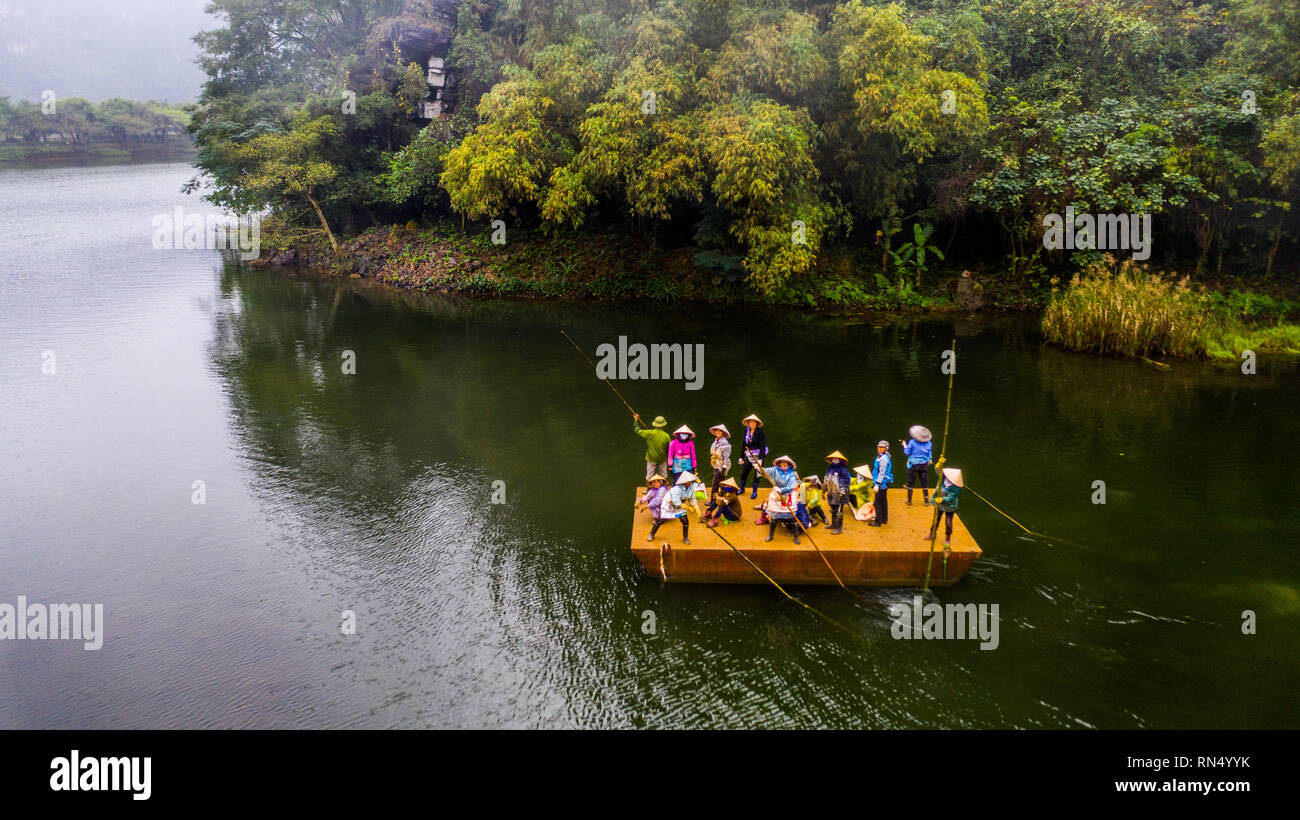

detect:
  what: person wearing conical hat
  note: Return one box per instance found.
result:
[703,477,743,527]
[926,467,964,548]
[632,413,671,483]
[867,440,893,527]
[707,424,732,496]
[822,451,852,534]
[666,425,698,485]
[636,474,669,541]
[737,414,767,499]
[901,425,933,506]
[653,471,699,544]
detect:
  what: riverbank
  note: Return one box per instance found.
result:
[0,141,197,165]
[254,219,1050,312]
[255,219,1300,360]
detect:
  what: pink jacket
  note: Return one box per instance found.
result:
[667,438,696,470]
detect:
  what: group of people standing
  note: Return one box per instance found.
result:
[632,413,965,547]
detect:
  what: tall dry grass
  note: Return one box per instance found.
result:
[1042,260,1211,358]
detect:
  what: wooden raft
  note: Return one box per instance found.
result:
[630,487,981,586]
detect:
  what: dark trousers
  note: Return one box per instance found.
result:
[716,504,740,522]
[906,465,929,502]
[649,517,688,539]
[711,465,730,493]
[874,487,889,524]
[830,503,845,530]
[738,459,760,492]
[941,510,954,538]
[809,505,828,523]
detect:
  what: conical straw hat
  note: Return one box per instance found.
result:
[719,478,740,491]
[673,425,694,437]
[909,425,932,442]
[648,474,667,485]
[709,424,730,436]
[675,471,696,484]
[853,464,874,479]
[942,467,963,487]
[741,414,763,427]
[773,454,796,470]
[825,450,847,462]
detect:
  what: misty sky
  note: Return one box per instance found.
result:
[0,0,212,103]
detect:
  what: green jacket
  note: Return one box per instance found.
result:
[636,423,671,463]
[933,481,961,512]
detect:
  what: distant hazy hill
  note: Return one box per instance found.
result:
[0,0,211,103]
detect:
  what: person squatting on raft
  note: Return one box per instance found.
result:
[902,424,933,505]
[737,414,767,499]
[667,425,697,485]
[708,424,732,494]
[760,455,802,544]
[703,478,743,527]
[653,471,699,544]
[633,414,670,482]
[868,440,893,527]
[822,451,852,534]
[803,476,828,526]
[927,467,964,549]
[637,474,669,541]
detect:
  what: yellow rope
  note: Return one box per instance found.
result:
[698,509,857,637]
[742,447,873,607]
[962,484,1095,551]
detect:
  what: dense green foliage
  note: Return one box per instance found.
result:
[187,0,1300,299]
[0,95,189,145]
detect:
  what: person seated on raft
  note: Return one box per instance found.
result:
[703,478,743,528]
[760,455,802,544]
[802,476,828,526]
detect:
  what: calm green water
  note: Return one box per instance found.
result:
[1,162,1297,728]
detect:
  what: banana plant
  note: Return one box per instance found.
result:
[889,222,945,289]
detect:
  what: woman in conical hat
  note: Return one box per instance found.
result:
[704,477,743,527]
[737,414,767,499]
[822,452,852,534]
[707,424,732,496]
[902,425,934,506]
[652,471,698,545]
[666,425,697,485]
[637,474,669,540]
[926,467,964,548]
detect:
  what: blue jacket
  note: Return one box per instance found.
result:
[873,452,893,487]
[764,465,799,494]
[903,438,932,466]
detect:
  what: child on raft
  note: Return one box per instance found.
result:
[703,478,743,527]
[708,424,732,495]
[737,414,767,499]
[902,424,933,505]
[653,471,699,544]
[822,451,852,534]
[667,425,697,485]
[637,474,669,541]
